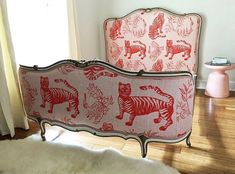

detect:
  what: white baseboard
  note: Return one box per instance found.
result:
[196,80,207,90]
[196,80,235,91]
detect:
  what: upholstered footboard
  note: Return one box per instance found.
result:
[19,60,195,157]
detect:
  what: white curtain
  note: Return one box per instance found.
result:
[0,0,29,137]
[0,0,81,137]
[6,0,81,67]
[67,0,81,60]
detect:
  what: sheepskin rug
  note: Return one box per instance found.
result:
[0,137,180,174]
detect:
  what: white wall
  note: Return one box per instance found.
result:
[76,0,235,90]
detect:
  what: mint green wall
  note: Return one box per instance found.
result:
[76,0,235,89]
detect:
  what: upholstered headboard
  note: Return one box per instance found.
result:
[104,8,201,75]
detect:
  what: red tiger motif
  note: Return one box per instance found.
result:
[148,13,165,39]
[40,76,79,118]
[124,40,146,59]
[109,20,123,40]
[84,66,118,80]
[165,40,192,60]
[116,82,174,131]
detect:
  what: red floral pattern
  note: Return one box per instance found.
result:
[144,130,159,138]
[84,66,118,81]
[100,122,114,131]
[21,77,38,113]
[165,16,194,37]
[151,59,163,72]
[110,42,123,61]
[149,41,164,61]
[122,15,147,38]
[57,65,76,74]
[176,80,194,122]
[83,83,113,124]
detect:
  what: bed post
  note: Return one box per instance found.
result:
[139,135,148,158]
[36,117,46,141]
[186,132,192,147]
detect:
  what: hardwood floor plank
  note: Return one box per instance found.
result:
[1,89,235,174]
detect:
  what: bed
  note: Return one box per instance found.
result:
[19,8,202,157]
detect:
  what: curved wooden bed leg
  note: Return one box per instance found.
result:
[37,118,46,141]
[139,135,148,158]
[40,122,46,141]
[186,132,192,147]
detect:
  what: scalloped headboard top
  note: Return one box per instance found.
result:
[104,8,202,74]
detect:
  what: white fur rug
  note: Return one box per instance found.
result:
[0,136,180,174]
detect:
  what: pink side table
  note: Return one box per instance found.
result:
[204,62,235,98]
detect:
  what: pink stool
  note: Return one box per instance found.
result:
[204,62,235,98]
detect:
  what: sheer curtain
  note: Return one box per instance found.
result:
[0,0,29,137]
[6,0,81,67]
[67,0,81,60]
[0,0,80,137]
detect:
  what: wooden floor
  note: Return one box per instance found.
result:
[1,89,235,174]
